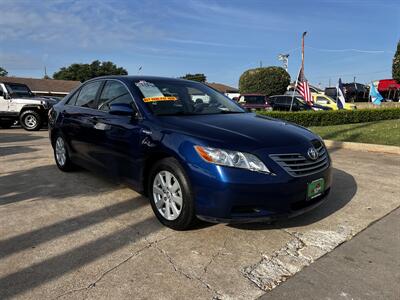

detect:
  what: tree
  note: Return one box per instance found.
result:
[0,67,8,76]
[393,41,400,83]
[239,66,290,96]
[181,73,207,82]
[53,60,128,82]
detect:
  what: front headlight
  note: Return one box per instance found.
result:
[194,146,271,174]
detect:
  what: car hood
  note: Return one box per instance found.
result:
[158,113,317,150]
[11,97,57,105]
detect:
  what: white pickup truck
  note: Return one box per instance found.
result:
[0,81,57,131]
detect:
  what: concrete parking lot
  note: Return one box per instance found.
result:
[0,129,399,299]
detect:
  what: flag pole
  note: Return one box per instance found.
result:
[290,66,302,112]
[301,32,306,75]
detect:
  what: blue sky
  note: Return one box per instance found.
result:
[1,0,398,87]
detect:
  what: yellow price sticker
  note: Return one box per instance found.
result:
[143,96,177,102]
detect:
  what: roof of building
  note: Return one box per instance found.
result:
[0,76,80,93]
[205,82,239,93]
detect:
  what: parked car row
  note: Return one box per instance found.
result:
[233,93,356,112]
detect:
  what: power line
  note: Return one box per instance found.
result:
[306,46,392,54]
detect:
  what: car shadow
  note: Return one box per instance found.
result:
[0,145,39,156]
[0,131,46,143]
[230,167,357,230]
[0,164,122,206]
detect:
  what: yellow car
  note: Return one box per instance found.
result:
[312,93,356,110]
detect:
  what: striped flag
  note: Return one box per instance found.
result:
[296,68,313,105]
[336,78,346,109]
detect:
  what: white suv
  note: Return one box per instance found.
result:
[0,82,57,131]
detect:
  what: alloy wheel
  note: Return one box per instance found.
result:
[24,115,37,128]
[55,137,67,166]
[152,170,183,221]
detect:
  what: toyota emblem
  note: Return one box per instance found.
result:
[307,147,318,160]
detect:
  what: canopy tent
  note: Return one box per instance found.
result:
[377,79,400,92]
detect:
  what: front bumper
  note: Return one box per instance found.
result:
[197,188,330,223]
[187,161,332,223]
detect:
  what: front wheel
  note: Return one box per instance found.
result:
[148,158,196,230]
[20,110,42,131]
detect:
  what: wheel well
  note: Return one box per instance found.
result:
[141,152,172,196]
[19,107,42,117]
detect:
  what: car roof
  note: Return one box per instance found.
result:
[86,75,198,85]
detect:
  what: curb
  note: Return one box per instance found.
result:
[324,140,400,155]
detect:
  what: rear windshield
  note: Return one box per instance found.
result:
[243,95,265,104]
[134,80,245,116]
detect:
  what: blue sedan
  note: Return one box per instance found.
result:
[49,76,332,230]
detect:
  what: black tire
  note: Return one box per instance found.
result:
[53,133,75,172]
[148,157,196,230]
[0,120,14,129]
[20,110,42,131]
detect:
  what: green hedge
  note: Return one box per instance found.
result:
[257,108,400,127]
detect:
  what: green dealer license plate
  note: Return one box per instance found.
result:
[307,178,325,199]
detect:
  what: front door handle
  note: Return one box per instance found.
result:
[94,122,111,131]
[141,128,152,135]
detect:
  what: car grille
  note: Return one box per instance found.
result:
[269,140,329,177]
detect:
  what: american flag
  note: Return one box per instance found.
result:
[296,68,313,105]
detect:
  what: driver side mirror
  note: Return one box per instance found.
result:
[109,103,138,117]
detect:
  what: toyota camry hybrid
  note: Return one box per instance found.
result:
[49,76,332,230]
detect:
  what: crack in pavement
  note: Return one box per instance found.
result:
[151,239,227,300]
[202,237,229,276]
[53,235,171,299]
[242,225,353,291]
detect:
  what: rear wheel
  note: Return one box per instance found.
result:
[20,110,42,131]
[53,134,74,172]
[148,158,196,230]
[0,120,14,129]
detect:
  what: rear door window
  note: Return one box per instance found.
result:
[75,81,102,108]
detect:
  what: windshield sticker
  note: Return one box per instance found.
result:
[143,96,177,103]
[135,81,165,98]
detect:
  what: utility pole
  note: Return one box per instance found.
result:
[259,61,262,68]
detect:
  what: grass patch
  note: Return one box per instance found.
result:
[309,119,400,146]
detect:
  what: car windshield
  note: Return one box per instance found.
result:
[323,95,336,103]
[134,79,245,116]
[5,83,33,98]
